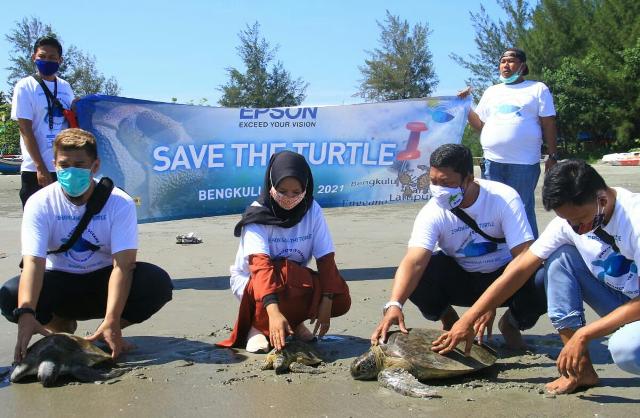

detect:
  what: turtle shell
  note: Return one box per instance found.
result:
[262,339,322,374]
[383,328,497,380]
[10,333,116,385]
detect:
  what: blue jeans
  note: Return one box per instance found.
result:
[545,245,640,375]
[482,159,540,237]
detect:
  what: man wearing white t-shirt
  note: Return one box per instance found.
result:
[462,48,558,237]
[371,144,546,349]
[11,35,74,207]
[0,129,173,363]
[434,160,640,394]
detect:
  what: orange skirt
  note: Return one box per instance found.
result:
[217,259,350,348]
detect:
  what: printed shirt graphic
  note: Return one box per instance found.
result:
[409,179,533,273]
[475,80,555,164]
[530,187,640,298]
[230,201,335,299]
[11,76,74,172]
[21,182,138,273]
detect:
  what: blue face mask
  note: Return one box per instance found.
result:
[57,167,93,197]
[35,59,60,76]
[499,64,523,84]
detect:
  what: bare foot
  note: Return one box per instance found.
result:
[545,364,599,394]
[294,323,315,342]
[498,310,526,350]
[440,306,459,331]
[45,316,77,334]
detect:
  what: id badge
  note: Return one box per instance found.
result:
[46,134,56,149]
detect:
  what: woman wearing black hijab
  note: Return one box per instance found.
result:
[219,151,351,352]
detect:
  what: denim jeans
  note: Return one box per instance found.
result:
[545,244,640,375]
[481,159,540,237]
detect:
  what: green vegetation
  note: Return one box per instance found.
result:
[356,10,438,101]
[0,100,20,155]
[455,0,640,157]
[218,22,308,107]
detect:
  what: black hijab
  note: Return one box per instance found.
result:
[233,150,314,237]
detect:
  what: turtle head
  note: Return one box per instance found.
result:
[350,345,384,380]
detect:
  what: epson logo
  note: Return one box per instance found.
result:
[239,107,318,120]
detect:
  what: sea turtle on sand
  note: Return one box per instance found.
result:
[261,339,324,374]
[350,328,497,398]
[11,333,125,387]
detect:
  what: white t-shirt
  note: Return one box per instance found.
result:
[11,76,74,172]
[230,200,335,299]
[530,187,640,298]
[476,80,556,165]
[408,179,533,273]
[22,181,138,274]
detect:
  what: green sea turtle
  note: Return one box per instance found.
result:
[261,339,324,374]
[10,333,125,387]
[350,328,497,398]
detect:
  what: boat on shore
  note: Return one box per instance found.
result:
[0,154,22,174]
[601,151,640,166]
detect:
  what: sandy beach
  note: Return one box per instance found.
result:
[1,165,639,417]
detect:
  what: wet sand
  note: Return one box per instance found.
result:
[1,165,639,417]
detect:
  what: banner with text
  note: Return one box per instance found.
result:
[76,95,471,223]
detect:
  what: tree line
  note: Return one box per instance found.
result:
[2,2,638,157]
[456,0,639,155]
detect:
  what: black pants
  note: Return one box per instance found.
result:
[20,171,58,207]
[409,252,547,330]
[0,262,173,325]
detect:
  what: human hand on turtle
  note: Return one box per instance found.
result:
[371,306,408,346]
[473,309,496,344]
[14,313,50,363]
[431,317,475,356]
[311,296,332,337]
[266,305,293,351]
[86,319,133,359]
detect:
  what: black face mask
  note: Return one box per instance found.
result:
[568,201,605,235]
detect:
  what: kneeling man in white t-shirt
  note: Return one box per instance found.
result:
[371,144,546,349]
[434,159,640,394]
[0,128,173,363]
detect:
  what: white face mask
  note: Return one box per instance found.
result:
[429,184,464,209]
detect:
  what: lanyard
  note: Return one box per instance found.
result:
[43,78,58,130]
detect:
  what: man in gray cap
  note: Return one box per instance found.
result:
[461,48,558,238]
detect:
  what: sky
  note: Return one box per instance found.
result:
[0,0,505,107]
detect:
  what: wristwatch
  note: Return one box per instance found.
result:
[12,307,36,319]
[383,301,403,314]
[548,152,559,161]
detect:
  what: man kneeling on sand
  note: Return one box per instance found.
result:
[371,144,546,347]
[433,159,640,394]
[0,128,173,363]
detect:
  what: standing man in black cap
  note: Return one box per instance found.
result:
[460,48,558,238]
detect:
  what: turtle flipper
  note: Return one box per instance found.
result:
[10,363,34,383]
[274,355,289,374]
[289,362,325,374]
[378,368,439,398]
[70,365,126,383]
[38,360,61,387]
